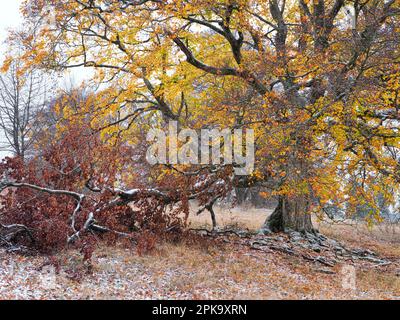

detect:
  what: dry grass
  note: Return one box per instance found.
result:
[317,220,400,257]
[187,205,400,299]
[89,239,399,300]
[191,203,400,257]
[357,269,400,297]
[1,205,400,300]
[188,202,270,232]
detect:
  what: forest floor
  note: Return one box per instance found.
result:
[0,205,400,300]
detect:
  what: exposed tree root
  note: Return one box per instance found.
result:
[190,227,394,269]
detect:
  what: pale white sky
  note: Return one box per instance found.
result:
[0,1,87,79]
[0,2,91,159]
[0,1,22,55]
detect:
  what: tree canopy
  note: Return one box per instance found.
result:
[1,0,399,248]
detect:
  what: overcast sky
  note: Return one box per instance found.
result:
[0,1,22,159]
[0,2,89,159]
[0,0,88,76]
[0,1,22,54]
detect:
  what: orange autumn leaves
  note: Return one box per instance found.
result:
[6,0,399,225]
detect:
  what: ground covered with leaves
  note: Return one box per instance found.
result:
[1,211,400,300]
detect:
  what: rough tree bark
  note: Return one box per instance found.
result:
[260,196,314,234]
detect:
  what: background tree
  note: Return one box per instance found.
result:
[10,0,400,235]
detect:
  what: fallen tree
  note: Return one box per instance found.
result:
[0,127,234,254]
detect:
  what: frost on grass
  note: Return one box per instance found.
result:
[1,226,399,301]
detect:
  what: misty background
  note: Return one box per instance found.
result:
[0,0,22,159]
[0,1,89,160]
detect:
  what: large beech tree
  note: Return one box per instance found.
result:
[6,0,400,234]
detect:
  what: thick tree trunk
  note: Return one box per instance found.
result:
[260,195,314,234]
